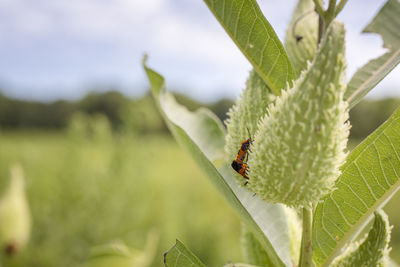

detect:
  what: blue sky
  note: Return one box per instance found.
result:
[0,0,398,102]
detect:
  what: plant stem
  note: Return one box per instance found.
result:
[312,0,325,18]
[299,207,313,267]
[335,0,348,16]
[324,0,337,31]
[312,0,325,44]
[317,15,324,44]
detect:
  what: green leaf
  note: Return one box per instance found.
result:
[313,107,400,266]
[163,240,206,267]
[143,58,293,267]
[331,210,391,267]
[345,0,400,109]
[284,0,318,74]
[204,0,295,95]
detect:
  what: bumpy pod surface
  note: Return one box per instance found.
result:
[247,20,350,207]
[225,70,275,182]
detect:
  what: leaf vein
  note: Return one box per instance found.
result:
[337,179,369,209]
[330,197,352,227]
[354,161,378,200]
[373,141,392,188]
[245,17,257,49]
[259,35,270,66]
[233,0,245,38]
[384,132,400,164]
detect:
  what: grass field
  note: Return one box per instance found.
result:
[1,130,400,266]
[0,131,241,267]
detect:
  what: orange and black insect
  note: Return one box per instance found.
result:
[231,128,253,182]
[231,160,249,179]
[235,130,253,163]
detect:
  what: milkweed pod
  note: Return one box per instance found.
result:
[0,164,31,255]
[225,70,276,181]
[247,20,350,207]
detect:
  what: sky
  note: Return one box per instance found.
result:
[0,0,398,102]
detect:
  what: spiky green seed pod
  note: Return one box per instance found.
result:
[0,164,31,254]
[247,20,350,208]
[225,70,276,182]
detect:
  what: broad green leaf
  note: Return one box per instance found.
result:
[204,0,295,95]
[163,240,205,267]
[313,107,400,266]
[143,58,293,267]
[331,210,391,267]
[345,0,400,109]
[285,0,318,74]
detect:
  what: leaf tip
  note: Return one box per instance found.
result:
[142,53,149,67]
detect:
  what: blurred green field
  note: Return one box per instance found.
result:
[0,130,241,266]
[1,128,400,266]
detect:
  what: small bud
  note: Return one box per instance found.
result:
[0,164,31,255]
[248,20,350,207]
[285,0,319,74]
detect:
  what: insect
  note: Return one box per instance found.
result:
[231,160,249,180]
[231,128,253,182]
[235,128,253,163]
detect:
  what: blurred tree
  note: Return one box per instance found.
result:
[208,99,234,123]
[79,91,128,130]
[120,94,167,135]
[349,98,400,140]
[2,89,399,141]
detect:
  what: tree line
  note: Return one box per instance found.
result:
[0,90,398,140]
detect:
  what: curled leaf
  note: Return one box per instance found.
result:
[331,210,391,267]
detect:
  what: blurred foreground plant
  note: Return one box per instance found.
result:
[0,164,31,258]
[83,230,159,267]
[144,0,400,266]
